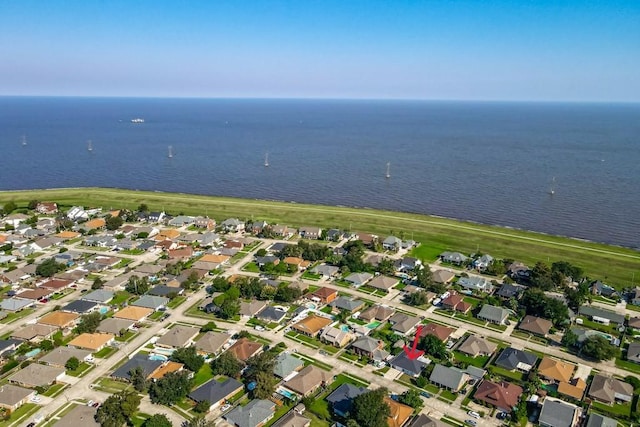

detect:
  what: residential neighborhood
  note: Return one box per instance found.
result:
[0,201,637,427]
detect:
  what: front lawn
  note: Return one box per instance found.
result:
[167,296,187,309]
[115,330,137,342]
[94,346,117,358]
[111,291,132,306]
[67,361,93,377]
[453,351,490,368]
[615,358,640,374]
[0,403,38,427]
[242,262,260,273]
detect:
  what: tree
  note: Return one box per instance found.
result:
[552,261,583,282]
[351,388,390,427]
[405,291,428,306]
[377,258,396,276]
[181,271,201,291]
[210,352,242,377]
[171,346,204,372]
[521,288,569,327]
[142,414,173,427]
[125,276,150,295]
[138,203,149,213]
[415,267,433,289]
[106,215,124,231]
[182,416,216,427]
[398,389,422,408]
[28,200,40,210]
[244,352,276,382]
[92,277,105,290]
[76,311,102,334]
[194,400,211,413]
[149,371,193,405]
[252,370,277,399]
[200,321,217,332]
[36,258,65,277]
[39,340,54,352]
[219,296,240,319]
[95,390,141,427]
[530,262,555,290]
[1,201,17,214]
[581,335,619,361]
[274,284,301,303]
[65,356,80,371]
[561,329,579,348]
[419,334,448,360]
[129,366,148,392]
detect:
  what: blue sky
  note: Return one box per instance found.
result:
[1,0,638,101]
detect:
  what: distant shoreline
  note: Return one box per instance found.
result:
[0,187,637,287]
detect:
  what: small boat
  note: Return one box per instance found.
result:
[21,135,27,146]
[168,145,173,158]
[87,140,93,152]
[385,162,391,179]
[549,177,556,195]
[131,118,145,123]
[264,152,269,167]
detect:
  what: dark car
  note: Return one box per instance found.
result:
[419,391,431,398]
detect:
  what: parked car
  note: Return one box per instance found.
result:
[221,403,231,411]
[468,411,480,419]
[87,400,94,407]
[419,391,431,398]
[465,420,477,426]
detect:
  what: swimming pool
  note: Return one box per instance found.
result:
[277,387,297,400]
[99,307,109,314]
[340,325,350,332]
[365,321,382,329]
[25,348,41,358]
[306,302,317,310]
[152,347,176,357]
[149,354,168,361]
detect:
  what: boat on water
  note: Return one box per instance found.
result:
[87,140,93,152]
[549,177,556,195]
[131,118,145,123]
[21,135,27,146]
[264,152,269,167]
[168,146,173,158]
[385,162,391,179]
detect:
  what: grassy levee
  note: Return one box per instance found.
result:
[1,187,638,287]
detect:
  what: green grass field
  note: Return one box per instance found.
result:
[1,187,639,287]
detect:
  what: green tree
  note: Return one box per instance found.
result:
[76,311,102,334]
[200,321,217,332]
[92,277,105,290]
[65,356,80,371]
[142,414,173,427]
[129,366,148,392]
[36,258,66,277]
[418,334,448,360]
[194,400,211,413]
[1,201,17,214]
[405,291,428,306]
[219,296,240,319]
[149,371,193,405]
[377,258,396,276]
[28,200,40,210]
[351,388,391,427]
[255,248,267,257]
[274,284,302,303]
[138,203,149,213]
[244,352,276,382]
[40,340,54,351]
[521,288,569,326]
[561,329,579,348]
[398,389,422,408]
[210,352,242,377]
[252,371,277,399]
[581,335,619,361]
[106,215,124,231]
[171,346,204,372]
[95,390,141,427]
[530,262,555,290]
[125,276,150,295]
[182,416,215,427]
[415,267,433,288]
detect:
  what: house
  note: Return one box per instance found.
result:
[473,380,523,412]
[147,211,166,223]
[441,294,472,314]
[389,351,429,377]
[388,313,420,336]
[271,411,311,427]
[432,270,455,284]
[37,311,79,329]
[368,275,399,292]
[189,377,243,411]
[273,353,304,378]
[61,299,99,314]
[309,287,338,304]
[11,323,57,342]
[156,326,199,349]
[194,216,216,230]
[310,264,339,279]
[68,333,115,351]
[395,257,422,272]
[585,414,618,427]
[149,285,183,298]
[590,281,618,299]
[320,326,353,348]
[629,317,640,331]
[330,296,365,314]
[0,339,20,358]
[9,363,65,388]
[557,378,587,401]
[97,318,135,335]
[0,384,35,411]
[406,414,446,427]
[168,215,195,227]
[588,374,634,404]
[283,257,309,271]
[385,397,414,427]
[439,252,468,265]
[458,276,494,293]
[627,342,640,364]
[495,348,538,372]
[538,357,575,384]
[195,331,231,356]
[419,323,455,342]
[356,233,377,247]
[291,315,332,337]
[112,354,164,380]
[283,365,332,397]
[0,298,33,312]
[35,202,58,214]
[227,338,263,362]
[299,226,322,239]
[2,213,29,228]
[350,336,390,362]
[114,306,153,322]
[518,315,553,337]
[496,283,524,299]
[538,398,579,427]
[344,272,373,288]
[578,306,625,325]
[457,335,497,357]
[570,327,613,346]
[359,305,395,322]
[477,305,510,324]
[81,289,115,304]
[17,288,53,301]
[382,236,403,251]
[40,347,92,368]
[83,218,106,230]
[240,300,268,318]
[67,206,89,220]
[221,218,245,233]
[132,295,170,310]
[327,383,367,417]
[54,404,99,427]
[167,247,193,261]
[224,399,275,427]
[473,254,494,270]
[429,364,469,391]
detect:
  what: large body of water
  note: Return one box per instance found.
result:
[1,97,638,249]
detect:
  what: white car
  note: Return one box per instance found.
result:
[221,403,231,411]
[87,400,94,407]
[468,411,480,419]
[30,396,41,403]
[254,325,265,331]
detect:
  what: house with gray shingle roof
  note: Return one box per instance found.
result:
[586,414,617,427]
[97,318,135,335]
[273,353,304,379]
[429,364,468,391]
[344,272,373,287]
[330,296,365,314]
[477,305,511,324]
[439,252,468,265]
[350,336,389,362]
[310,264,339,278]
[578,306,625,325]
[495,348,538,372]
[539,398,579,427]
[81,289,114,304]
[0,299,32,312]
[189,377,243,411]
[132,295,169,310]
[156,325,199,349]
[224,399,275,427]
[195,331,231,356]
[588,374,633,404]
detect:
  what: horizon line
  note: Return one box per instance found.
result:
[0,94,638,105]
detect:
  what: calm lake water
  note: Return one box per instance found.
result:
[1,97,639,248]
